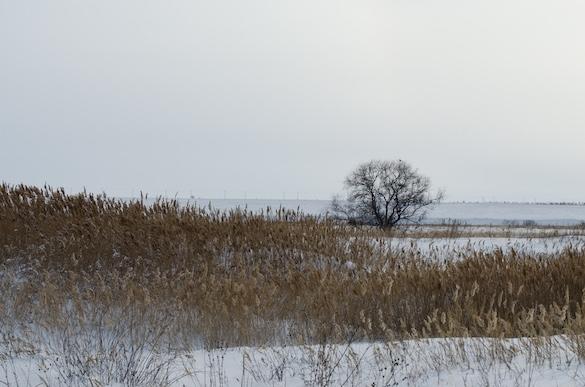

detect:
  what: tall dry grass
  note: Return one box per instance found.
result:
[2,183,585,350]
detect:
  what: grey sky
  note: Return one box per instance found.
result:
[1,0,584,201]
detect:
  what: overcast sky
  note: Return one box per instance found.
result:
[1,0,584,201]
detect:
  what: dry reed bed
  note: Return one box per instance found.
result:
[2,184,585,349]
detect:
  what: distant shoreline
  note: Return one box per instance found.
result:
[175,198,585,207]
[120,195,585,206]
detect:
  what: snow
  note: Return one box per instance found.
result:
[426,202,585,226]
[2,337,585,386]
[388,236,585,258]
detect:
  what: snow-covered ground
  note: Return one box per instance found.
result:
[427,202,585,226]
[4,201,584,386]
[2,336,584,386]
[412,224,585,237]
[388,236,585,258]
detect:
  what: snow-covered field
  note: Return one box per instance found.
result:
[389,236,585,258]
[3,336,585,386]
[4,195,585,386]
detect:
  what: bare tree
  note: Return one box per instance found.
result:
[330,160,443,229]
